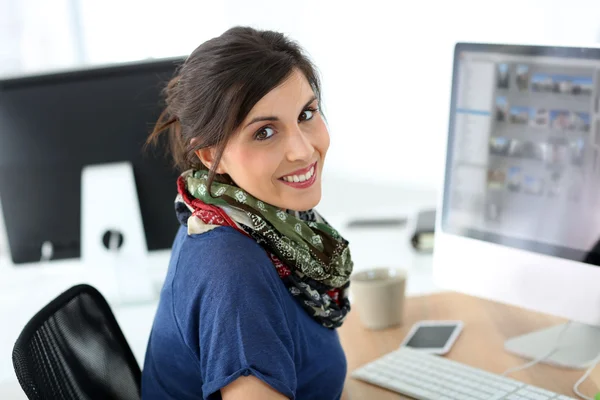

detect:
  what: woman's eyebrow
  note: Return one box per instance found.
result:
[244,115,279,129]
[301,95,317,110]
[243,96,317,129]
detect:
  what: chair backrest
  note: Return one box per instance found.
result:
[12,284,141,400]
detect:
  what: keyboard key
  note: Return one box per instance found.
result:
[516,389,552,400]
[384,380,436,398]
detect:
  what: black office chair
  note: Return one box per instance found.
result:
[12,284,141,400]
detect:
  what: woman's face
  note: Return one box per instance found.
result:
[209,69,330,211]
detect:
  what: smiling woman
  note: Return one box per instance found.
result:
[142,26,353,400]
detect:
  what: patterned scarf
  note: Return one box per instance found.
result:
[175,169,353,329]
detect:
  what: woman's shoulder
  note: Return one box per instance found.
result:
[170,225,280,291]
[166,225,294,336]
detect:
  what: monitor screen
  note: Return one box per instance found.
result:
[0,58,184,264]
[442,44,600,265]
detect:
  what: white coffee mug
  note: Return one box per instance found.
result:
[350,267,407,330]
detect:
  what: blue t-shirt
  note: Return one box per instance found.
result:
[141,226,347,400]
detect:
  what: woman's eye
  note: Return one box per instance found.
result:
[255,126,275,141]
[299,108,316,122]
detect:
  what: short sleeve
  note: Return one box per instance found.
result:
[173,227,296,400]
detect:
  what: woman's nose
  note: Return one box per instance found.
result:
[285,127,314,162]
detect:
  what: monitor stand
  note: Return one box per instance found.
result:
[504,322,600,369]
[81,162,155,305]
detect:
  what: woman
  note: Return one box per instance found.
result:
[142,26,353,400]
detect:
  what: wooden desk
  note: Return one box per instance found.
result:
[339,292,600,399]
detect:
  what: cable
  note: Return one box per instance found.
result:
[108,230,122,253]
[573,350,600,400]
[502,322,571,377]
[499,321,600,400]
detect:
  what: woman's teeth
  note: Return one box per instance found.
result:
[282,166,315,183]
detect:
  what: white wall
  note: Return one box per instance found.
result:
[0,0,81,75]
[76,0,227,65]
[219,0,600,190]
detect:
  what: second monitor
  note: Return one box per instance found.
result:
[0,57,185,264]
[435,42,600,369]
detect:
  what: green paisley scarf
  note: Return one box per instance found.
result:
[186,169,353,289]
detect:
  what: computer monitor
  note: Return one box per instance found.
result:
[434,42,600,369]
[0,57,185,265]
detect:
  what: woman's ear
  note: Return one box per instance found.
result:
[192,139,226,174]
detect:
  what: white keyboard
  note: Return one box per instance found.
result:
[351,347,576,400]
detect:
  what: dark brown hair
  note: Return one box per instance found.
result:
[146,26,322,189]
